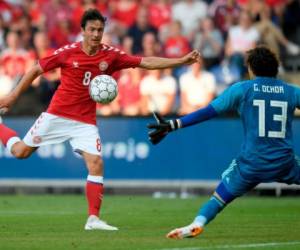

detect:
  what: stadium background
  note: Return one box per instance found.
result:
[0,0,300,195]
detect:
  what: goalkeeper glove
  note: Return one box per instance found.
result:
[147,112,181,145]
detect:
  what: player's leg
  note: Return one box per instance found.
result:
[69,123,117,231]
[167,159,257,239]
[295,156,300,184]
[82,152,104,218]
[81,152,117,230]
[194,182,235,227]
[166,181,236,239]
[278,155,300,185]
[0,117,36,158]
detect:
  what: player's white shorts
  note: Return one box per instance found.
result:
[23,112,101,156]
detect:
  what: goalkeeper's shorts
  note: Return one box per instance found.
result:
[221,157,300,197]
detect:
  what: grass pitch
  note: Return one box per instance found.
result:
[0,195,299,250]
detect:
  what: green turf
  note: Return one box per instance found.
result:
[0,195,299,250]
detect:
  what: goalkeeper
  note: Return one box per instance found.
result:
[148,45,300,239]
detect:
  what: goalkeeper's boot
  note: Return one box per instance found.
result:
[84,215,118,231]
[166,222,203,239]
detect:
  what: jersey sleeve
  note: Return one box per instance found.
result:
[38,49,66,72]
[211,82,244,114]
[293,85,300,109]
[112,51,142,71]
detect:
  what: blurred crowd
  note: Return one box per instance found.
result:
[0,0,300,116]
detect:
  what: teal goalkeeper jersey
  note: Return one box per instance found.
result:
[211,77,300,178]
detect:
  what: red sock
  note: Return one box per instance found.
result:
[0,124,18,146]
[86,181,103,217]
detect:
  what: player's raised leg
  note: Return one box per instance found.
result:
[0,118,36,159]
[167,182,235,239]
[82,152,118,231]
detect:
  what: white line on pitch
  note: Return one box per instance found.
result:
[158,241,300,250]
[0,211,80,215]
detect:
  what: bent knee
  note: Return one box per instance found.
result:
[215,182,237,204]
[86,156,103,175]
[89,157,103,170]
[13,150,31,159]
[11,143,35,159]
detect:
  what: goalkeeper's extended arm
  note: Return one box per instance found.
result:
[179,104,218,128]
[147,105,218,145]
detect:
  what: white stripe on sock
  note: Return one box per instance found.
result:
[87,175,103,184]
[170,120,175,130]
[7,137,21,154]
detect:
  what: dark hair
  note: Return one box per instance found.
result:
[246,45,279,77]
[80,9,106,29]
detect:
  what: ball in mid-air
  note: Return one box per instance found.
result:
[89,75,118,104]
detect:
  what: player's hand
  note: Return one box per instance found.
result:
[183,50,201,65]
[147,112,180,145]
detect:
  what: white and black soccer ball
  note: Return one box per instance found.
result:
[89,75,118,104]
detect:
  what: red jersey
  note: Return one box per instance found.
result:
[38,42,142,125]
[148,3,171,29]
[164,36,190,58]
[1,48,31,78]
[118,70,141,108]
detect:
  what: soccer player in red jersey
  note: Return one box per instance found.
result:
[0,9,200,231]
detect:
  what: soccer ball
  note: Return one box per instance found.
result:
[89,75,118,104]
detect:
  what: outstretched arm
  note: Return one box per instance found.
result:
[178,105,218,128]
[148,105,218,145]
[148,81,244,144]
[139,50,201,70]
[0,64,43,114]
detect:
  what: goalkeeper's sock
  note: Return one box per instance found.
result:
[194,196,226,227]
[0,123,20,151]
[86,175,104,217]
[194,182,235,226]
